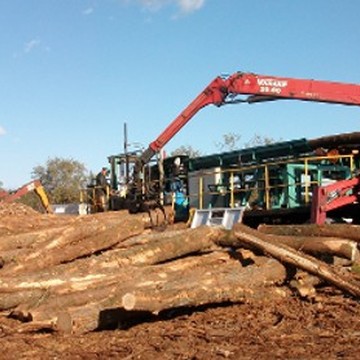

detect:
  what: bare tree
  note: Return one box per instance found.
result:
[244,134,278,148]
[215,132,241,152]
[170,145,202,158]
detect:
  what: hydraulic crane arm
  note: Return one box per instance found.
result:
[139,76,228,164]
[0,180,53,213]
[139,71,360,166]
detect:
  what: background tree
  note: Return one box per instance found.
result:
[215,132,241,152]
[244,134,278,148]
[170,145,202,158]
[16,192,48,213]
[32,157,88,204]
[215,132,279,152]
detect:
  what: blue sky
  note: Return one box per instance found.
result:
[1,0,360,189]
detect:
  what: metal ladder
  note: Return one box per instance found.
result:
[190,207,245,230]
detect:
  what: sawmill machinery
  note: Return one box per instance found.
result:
[97,71,360,224]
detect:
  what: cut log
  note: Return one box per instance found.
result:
[0,226,223,292]
[121,256,286,313]
[9,251,233,328]
[107,226,221,266]
[228,224,360,298]
[0,288,48,311]
[0,227,228,312]
[12,253,286,334]
[263,235,358,262]
[258,224,360,243]
[0,226,67,252]
[1,214,147,274]
[0,213,74,236]
[115,228,186,249]
[223,225,359,262]
[0,210,182,275]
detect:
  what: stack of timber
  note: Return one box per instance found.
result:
[0,205,359,334]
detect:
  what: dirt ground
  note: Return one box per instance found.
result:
[0,291,359,359]
[0,203,359,359]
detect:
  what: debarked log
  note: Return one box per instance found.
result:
[229,224,360,298]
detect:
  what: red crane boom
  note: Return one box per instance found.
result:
[140,71,360,165]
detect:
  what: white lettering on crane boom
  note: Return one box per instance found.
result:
[257,78,288,87]
[257,78,288,95]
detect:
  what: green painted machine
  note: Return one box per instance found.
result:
[166,134,360,226]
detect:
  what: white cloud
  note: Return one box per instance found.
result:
[137,0,169,12]
[178,0,205,13]
[132,0,205,13]
[83,7,94,15]
[0,126,6,136]
[24,38,41,53]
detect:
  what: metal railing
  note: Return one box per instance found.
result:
[187,154,355,210]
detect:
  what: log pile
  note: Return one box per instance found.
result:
[0,204,359,334]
